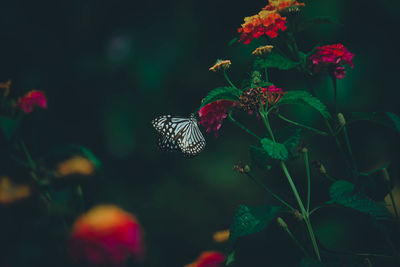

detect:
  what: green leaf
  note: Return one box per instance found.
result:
[225,250,235,266]
[261,137,289,161]
[349,112,400,134]
[228,37,238,46]
[283,129,302,160]
[229,205,280,247]
[253,51,301,70]
[297,17,342,32]
[274,91,331,119]
[200,87,241,108]
[249,145,272,170]
[300,257,326,267]
[0,115,18,141]
[327,180,392,219]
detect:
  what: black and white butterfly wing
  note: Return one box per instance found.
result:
[152,114,206,156]
[157,136,180,152]
[175,120,206,156]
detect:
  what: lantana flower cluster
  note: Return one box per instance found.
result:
[198,86,285,136]
[309,44,354,79]
[238,0,305,43]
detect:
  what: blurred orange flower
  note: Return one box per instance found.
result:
[0,176,31,205]
[264,0,305,11]
[69,205,144,266]
[56,155,96,177]
[212,229,230,243]
[184,251,226,267]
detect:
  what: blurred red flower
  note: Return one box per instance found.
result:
[308,44,354,79]
[68,205,144,266]
[198,100,237,136]
[15,90,47,114]
[184,251,226,267]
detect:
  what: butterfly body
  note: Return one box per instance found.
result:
[152,114,206,156]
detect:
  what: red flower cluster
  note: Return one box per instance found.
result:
[68,205,144,266]
[309,44,354,79]
[198,100,237,136]
[262,85,285,105]
[184,251,226,267]
[15,90,47,114]
[238,1,305,44]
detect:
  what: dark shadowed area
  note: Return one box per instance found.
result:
[0,0,399,266]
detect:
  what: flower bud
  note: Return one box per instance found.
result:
[312,160,327,175]
[252,45,274,57]
[292,209,304,221]
[233,162,251,174]
[337,113,346,127]
[250,71,262,87]
[209,59,231,72]
[301,147,308,153]
[277,217,288,229]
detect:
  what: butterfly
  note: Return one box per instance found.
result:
[152,114,206,156]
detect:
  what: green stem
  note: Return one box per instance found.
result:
[277,114,328,136]
[285,227,310,257]
[331,75,337,115]
[223,70,238,89]
[260,112,275,142]
[304,150,311,213]
[324,119,353,177]
[20,140,36,170]
[228,111,261,141]
[281,162,321,261]
[262,107,321,261]
[247,173,295,211]
[343,125,358,175]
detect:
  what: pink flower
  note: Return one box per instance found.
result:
[261,85,285,106]
[198,100,237,136]
[184,251,226,267]
[68,205,144,266]
[308,44,354,79]
[15,90,47,114]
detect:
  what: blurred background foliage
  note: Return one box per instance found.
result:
[0,0,399,266]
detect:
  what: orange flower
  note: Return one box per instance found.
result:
[0,176,31,205]
[184,251,226,267]
[238,7,287,43]
[69,205,144,266]
[252,45,274,56]
[56,155,96,177]
[209,60,231,72]
[212,229,230,243]
[264,0,305,11]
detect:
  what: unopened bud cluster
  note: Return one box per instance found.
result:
[337,113,346,127]
[233,162,251,174]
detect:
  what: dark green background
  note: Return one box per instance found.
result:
[0,0,399,266]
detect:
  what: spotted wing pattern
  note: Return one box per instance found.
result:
[152,114,206,156]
